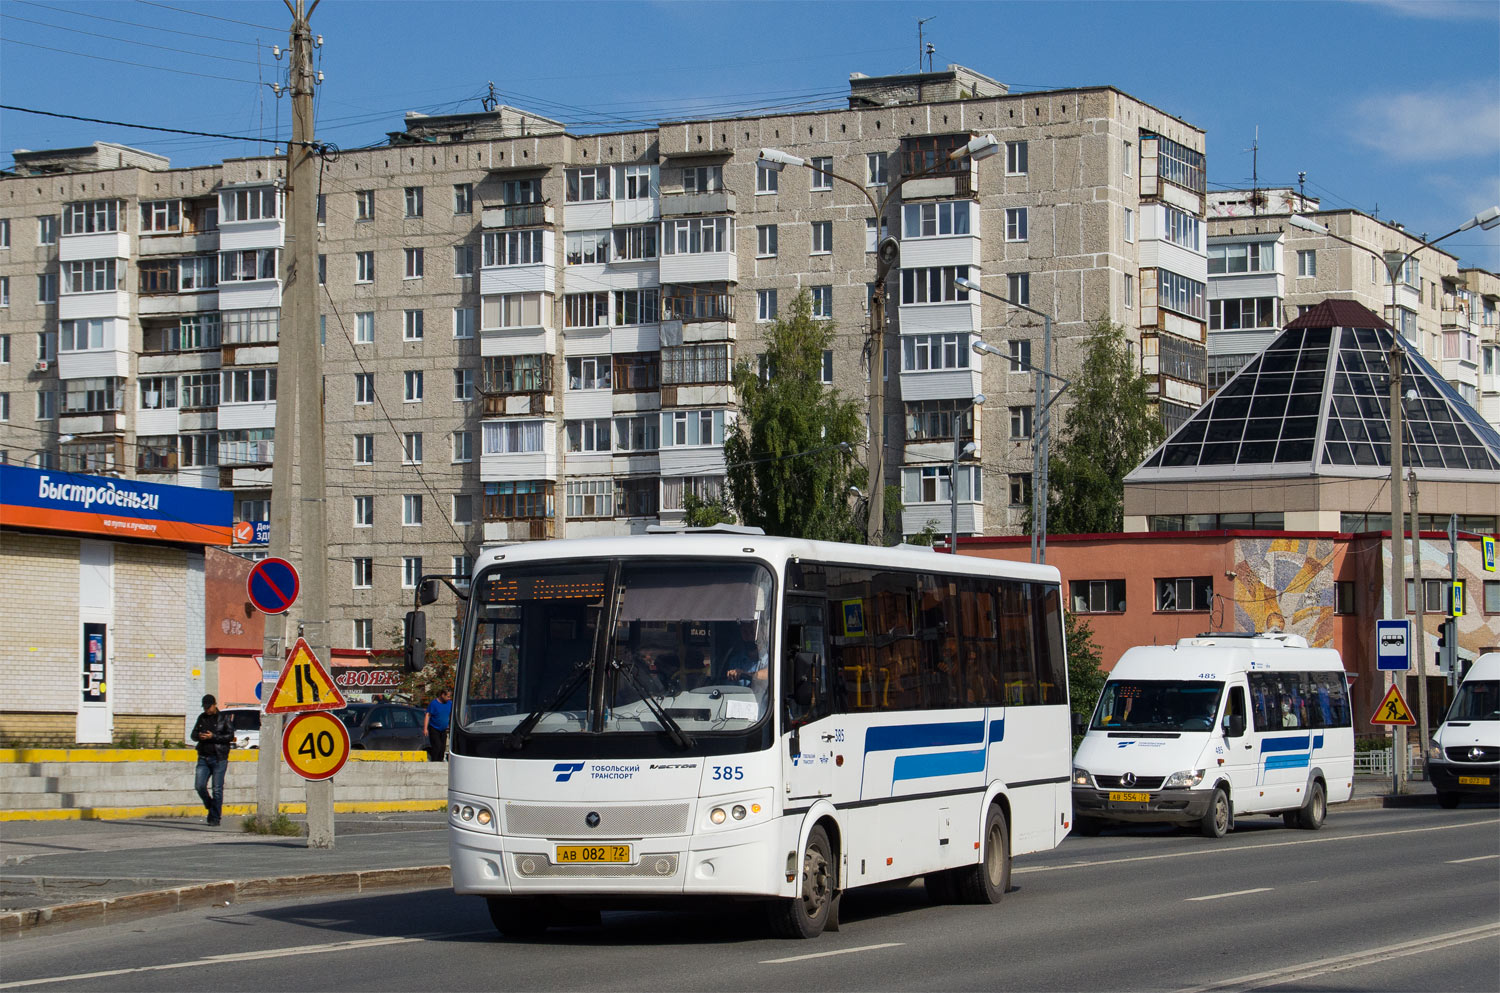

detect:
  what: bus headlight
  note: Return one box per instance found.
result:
[476,808,492,826]
[1072,767,1095,788]
[710,807,727,824]
[1428,738,1443,763]
[1162,768,1205,789]
[732,804,747,820]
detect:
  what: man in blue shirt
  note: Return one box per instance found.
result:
[423,688,453,762]
[723,620,769,691]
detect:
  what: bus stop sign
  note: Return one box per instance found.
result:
[1375,619,1410,672]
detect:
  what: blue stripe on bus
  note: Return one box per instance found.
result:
[1260,734,1312,753]
[988,718,1005,744]
[1264,753,1311,771]
[893,749,987,783]
[1314,734,1324,749]
[865,721,984,753]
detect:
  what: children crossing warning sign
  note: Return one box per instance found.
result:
[264,637,347,714]
[1370,683,1415,726]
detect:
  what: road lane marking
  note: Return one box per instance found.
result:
[1447,854,1499,864]
[0,932,489,990]
[1186,887,1272,902]
[761,942,905,964]
[1017,820,1494,875]
[1176,922,1500,993]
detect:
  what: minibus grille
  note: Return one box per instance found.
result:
[1093,774,1166,790]
[1445,746,1499,763]
[511,853,680,878]
[504,802,692,838]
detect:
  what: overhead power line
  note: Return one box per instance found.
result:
[134,0,282,31]
[0,104,322,149]
[3,12,271,66]
[13,0,263,47]
[0,37,264,85]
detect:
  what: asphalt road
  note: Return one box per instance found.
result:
[2,806,1496,992]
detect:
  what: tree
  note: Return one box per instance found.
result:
[724,290,866,540]
[1046,317,1165,534]
[682,491,736,527]
[1066,611,1107,746]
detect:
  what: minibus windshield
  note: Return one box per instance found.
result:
[1445,680,1499,722]
[1092,680,1224,732]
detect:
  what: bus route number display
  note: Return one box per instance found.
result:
[484,574,606,604]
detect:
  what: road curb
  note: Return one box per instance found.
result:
[0,865,450,938]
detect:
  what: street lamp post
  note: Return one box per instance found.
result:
[1287,205,1499,793]
[958,275,1067,564]
[950,394,985,554]
[760,135,999,545]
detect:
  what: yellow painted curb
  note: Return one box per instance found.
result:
[0,799,447,822]
[0,748,430,764]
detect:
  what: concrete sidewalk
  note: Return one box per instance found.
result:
[0,777,1441,938]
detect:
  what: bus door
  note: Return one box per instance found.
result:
[782,595,834,803]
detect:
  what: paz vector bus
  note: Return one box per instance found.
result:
[404,529,1074,938]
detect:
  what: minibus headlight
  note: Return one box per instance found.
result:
[1428,738,1443,762]
[731,804,747,820]
[461,806,475,821]
[1072,767,1094,788]
[1162,768,1205,789]
[476,807,492,826]
[710,807,727,824]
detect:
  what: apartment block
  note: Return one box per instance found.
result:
[1,66,1208,652]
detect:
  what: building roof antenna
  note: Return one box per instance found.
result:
[918,16,935,72]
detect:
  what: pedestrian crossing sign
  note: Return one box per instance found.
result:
[1483,535,1495,572]
[1369,683,1415,726]
[264,637,347,714]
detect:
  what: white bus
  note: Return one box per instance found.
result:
[408,530,1074,938]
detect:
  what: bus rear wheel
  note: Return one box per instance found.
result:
[768,825,833,938]
[486,896,550,938]
[953,805,1010,905]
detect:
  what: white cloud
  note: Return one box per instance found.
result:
[1350,83,1500,163]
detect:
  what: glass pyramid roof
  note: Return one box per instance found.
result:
[1130,299,1500,481]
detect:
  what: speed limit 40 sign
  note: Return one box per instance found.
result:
[281,711,350,781]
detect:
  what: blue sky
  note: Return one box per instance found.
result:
[3,0,1497,269]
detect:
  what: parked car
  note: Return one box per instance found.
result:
[223,708,261,750]
[333,702,427,751]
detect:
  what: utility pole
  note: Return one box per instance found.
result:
[1410,469,1430,780]
[1388,343,1407,795]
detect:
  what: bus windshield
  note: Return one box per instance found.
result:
[459,558,775,737]
[1092,680,1225,732]
[1446,680,1499,722]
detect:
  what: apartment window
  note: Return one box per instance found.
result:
[0,393,7,421]
[661,409,727,448]
[1071,579,1126,613]
[37,331,57,362]
[352,620,373,651]
[1008,339,1031,373]
[397,309,422,341]
[757,289,778,322]
[563,291,609,328]
[905,399,975,442]
[614,415,660,452]
[487,292,546,329]
[404,248,424,279]
[60,318,105,351]
[355,373,374,404]
[1008,272,1030,307]
[0,335,7,363]
[483,354,551,394]
[482,420,546,455]
[901,133,969,175]
[811,220,833,255]
[452,494,473,525]
[613,288,659,326]
[1298,250,1317,277]
[1154,136,1206,193]
[139,201,182,234]
[662,217,732,255]
[453,369,474,402]
[865,217,890,253]
[402,186,424,218]
[1209,241,1274,274]
[660,475,726,512]
[453,183,473,214]
[402,432,423,465]
[453,307,475,338]
[1209,297,1278,331]
[1009,473,1032,507]
[353,495,373,526]
[867,152,888,186]
[1123,140,1133,176]
[613,352,660,392]
[612,225,658,261]
[36,390,56,420]
[221,367,277,404]
[316,254,326,285]
[403,495,423,526]
[901,333,970,371]
[1010,405,1033,440]
[756,224,778,258]
[817,349,834,385]
[1124,207,1135,243]
[902,201,972,239]
[681,165,723,194]
[353,558,373,589]
[179,373,219,408]
[356,190,374,220]
[404,370,423,402]
[219,188,278,222]
[38,216,57,245]
[1156,576,1213,612]
[565,418,612,453]
[1157,269,1206,320]
[221,309,276,345]
[354,434,374,464]
[61,199,121,234]
[176,432,218,468]
[811,285,833,319]
[900,266,972,305]
[1335,581,1356,615]
[1005,208,1028,242]
[1485,580,1500,615]
[756,161,779,194]
[662,344,730,385]
[452,430,473,463]
[483,229,544,267]
[0,277,7,307]
[1006,140,1028,176]
[356,251,374,282]
[567,479,615,519]
[901,465,980,504]
[355,311,374,343]
[1124,272,1134,308]
[398,557,421,590]
[1406,578,1457,614]
[63,259,120,294]
[565,166,610,202]
[566,356,612,391]
[316,194,326,224]
[619,164,656,200]
[1161,206,1201,251]
[453,244,474,277]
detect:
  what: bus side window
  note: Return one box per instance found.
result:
[783,597,831,725]
[1222,685,1246,736]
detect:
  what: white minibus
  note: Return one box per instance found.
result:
[406,531,1074,938]
[1071,632,1354,838]
[1428,652,1499,808]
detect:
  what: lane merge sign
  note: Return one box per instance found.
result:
[282,711,350,781]
[1375,619,1410,672]
[264,637,347,714]
[1370,683,1415,726]
[247,557,299,615]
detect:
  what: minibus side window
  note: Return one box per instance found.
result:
[1222,685,1246,736]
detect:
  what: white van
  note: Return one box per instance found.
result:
[1428,652,1499,808]
[1072,632,1354,838]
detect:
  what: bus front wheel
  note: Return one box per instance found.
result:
[954,805,1010,904]
[768,825,834,938]
[486,896,550,938]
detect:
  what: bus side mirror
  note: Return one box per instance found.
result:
[793,652,817,707]
[404,610,427,673]
[1226,713,1246,738]
[418,579,441,606]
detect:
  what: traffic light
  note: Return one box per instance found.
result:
[1436,622,1447,674]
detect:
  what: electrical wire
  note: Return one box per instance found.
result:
[134,0,282,32]
[0,104,321,149]
[2,12,271,66]
[0,37,265,85]
[12,0,265,47]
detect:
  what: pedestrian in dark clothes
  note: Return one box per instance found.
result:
[190,694,234,825]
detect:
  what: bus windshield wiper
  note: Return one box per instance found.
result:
[609,658,696,749]
[502,659,593,751]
